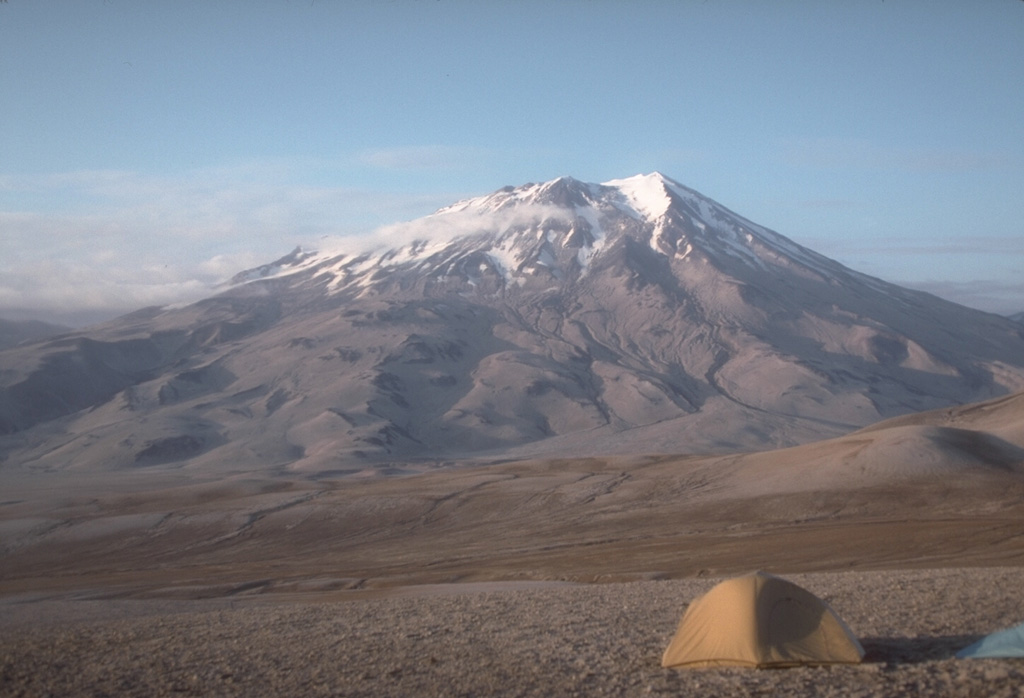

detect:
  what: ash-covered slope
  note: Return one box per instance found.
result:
[3,173,1024,473]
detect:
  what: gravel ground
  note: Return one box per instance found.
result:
[2,568,1023,697]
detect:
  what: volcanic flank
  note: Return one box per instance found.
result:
[2,173,1024,473]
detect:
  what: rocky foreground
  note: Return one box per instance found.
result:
[2,568,1022,697]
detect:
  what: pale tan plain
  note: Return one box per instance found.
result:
[2,392,1024,696]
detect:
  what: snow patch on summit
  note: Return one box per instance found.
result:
[604,173,674,220]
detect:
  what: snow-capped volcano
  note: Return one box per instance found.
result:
[3,174,1024,473]
[238,173,854,298]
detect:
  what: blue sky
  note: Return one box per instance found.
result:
[2,0,1023,326]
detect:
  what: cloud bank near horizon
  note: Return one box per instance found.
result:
[0,166,457,325]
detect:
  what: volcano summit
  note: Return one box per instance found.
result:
[3,173,1023,473]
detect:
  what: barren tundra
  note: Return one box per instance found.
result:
[3,569,1024,698]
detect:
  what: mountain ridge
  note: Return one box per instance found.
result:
[0,318,72,351]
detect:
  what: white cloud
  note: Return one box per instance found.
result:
[314,201,573,258]
[0,251,218,324]
[0,164,454,325]
[0,186,570,326]
[901,279,1024,317]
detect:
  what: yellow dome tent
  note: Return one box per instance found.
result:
[662,571,865,669]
